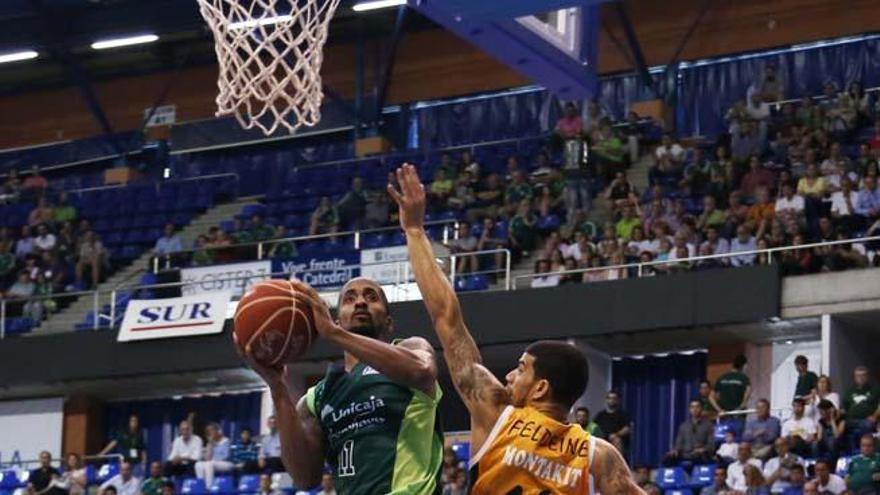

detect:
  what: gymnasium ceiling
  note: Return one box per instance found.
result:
[0,0,436,95]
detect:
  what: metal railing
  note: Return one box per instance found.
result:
[65,172,240,196]
[513,235,880,289]
[150,219,460,273]
[0,247,510,338]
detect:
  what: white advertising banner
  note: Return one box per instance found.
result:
[0,398,64,465]
[360,246,411,285]
[118,292,230,342]
[180,260,271,297]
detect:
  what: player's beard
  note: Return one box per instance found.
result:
[349,321,383,339]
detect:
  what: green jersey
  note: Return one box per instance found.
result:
[305,362,443,495]
[715,370,750,412]
[847,453,880,492]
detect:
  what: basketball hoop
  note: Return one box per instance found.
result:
[196,0,341,135]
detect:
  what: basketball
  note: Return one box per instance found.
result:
[233,279,317,367]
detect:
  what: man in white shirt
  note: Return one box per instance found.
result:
[34,224,57,253]
[775,183,805,220]
[813,459,847,495]
[258,416,283,473]
[729,225,757,267]
[164,420,203,478]
[781,398,818,457]
[727,442,763,492]
[99,462,141,495]
[655,135,685,163]
[530,259,560,288]
[763,437,804,494]
[194,424,232,488]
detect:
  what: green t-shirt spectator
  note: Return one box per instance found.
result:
[509,213,537,251]
[141,476,169,495]
[615,217,642,242]
[594,136,625,163]
[233,230,254,244]
[794,371,818,399]
[505,183,533,204]
[715,371,750,411]
[847,453,880,493]
[583,422,604,439]
[270,241,298,259]
[114,430,146,463]
[702,209,726,228]
[54,205,77,223]
[843,384,880,420]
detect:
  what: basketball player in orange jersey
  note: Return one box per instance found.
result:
[388,164,645,494]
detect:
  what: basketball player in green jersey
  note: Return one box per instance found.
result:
[244,277,444,494]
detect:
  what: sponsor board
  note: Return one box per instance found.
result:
[272,252,360,289]
[360,246,410,284]
[118,292,230,342]
[180,260,271,297]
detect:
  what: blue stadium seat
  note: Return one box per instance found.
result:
[537,214,562,232]
[209,476,234,495]
[714,421,741,442]
[181,478,207,495]
[835,456,852,477]
[96,463,119,483]
[237,475,260,494]
[688,465,716,489]
[0,470,19,489]
[656,467,688,490]
[85,464,98,485]
[664,490,691,495]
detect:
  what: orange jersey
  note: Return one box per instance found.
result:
[469,406,596,495]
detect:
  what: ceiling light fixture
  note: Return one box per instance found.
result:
[91,34,159,50]
[0,50,39,64]
[353,0,406,12]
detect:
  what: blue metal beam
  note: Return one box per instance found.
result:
[374,5,407,123]
[614,2,654,94]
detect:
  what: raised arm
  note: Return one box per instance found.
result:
[388,164,509,437]
[242,355,325,489]
[593,437,646,495]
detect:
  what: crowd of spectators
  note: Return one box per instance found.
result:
[0,167,114,323]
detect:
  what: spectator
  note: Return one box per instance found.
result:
[830,177,860,233]
[97,414,147,471]
[701,466,731,495]
[153,224,182,255]
[192,235,214,266]
[813,459,846,495]
[7,271,41,321]
[697,195,727,232]
[309,197,339,236]
[428,170,454,211]
[445,221,478,274]
[2,169,21,200]
[364,190,390,228]
[530,259,559,288]
[615,203,642,242]
[743,399,781,460]
[776,183,806,221]
[476,217,507,270]
[633,465,651,487]
[592,121,626,178]
[594,391,632,455]
[468,172,504,223]
[753,64,784,102]
[729,225,758,267]
[713,353,752,418]
[701,226,730,259]
[258,416,283,473]
[504,170,533,217]
[746,93,771,123]
[102,486,118,495]
[448,171,476,213]
[55,221,77,263]
[23,166,48,192]
[656,135,686,164]
[34,224,56,254]
[842,366,880,452]
[718,431,739,463]
[141,462,168,495]
[230,427,260,475]
[744,464,771,495]
[732,123,764,164]
[58,453,87,495]
[268,226,297,259]
[855,176,880,223]
[793,355,819,401]
[256,474,281,495]
[75,230,107,288]
[846,434,880,495]
[509,200,538,255]
[728,443,764,493]
[663,399,715,465]
[763,437,805,494]
[816,399,846,463]
[555,102,584,139]
[249,215,275,242]
[195,423,233,487]
[28,197,54,227]
[316,473,337,495]
[27,451,64,495]
[164,420,202,477]
[99,462,141,495]
[573,406,604,437]
[438,153,459,179]
[336,177,367,229]
[15,225,35,259]
[53,192,77,224]
[441,468,466,495]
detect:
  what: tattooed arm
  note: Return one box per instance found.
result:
[389,164,509,446]
[593,437,646,495]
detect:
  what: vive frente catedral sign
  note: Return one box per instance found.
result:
[118,292,231,342]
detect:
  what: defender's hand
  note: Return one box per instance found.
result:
[387,164,427,234]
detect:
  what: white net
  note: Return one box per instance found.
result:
[197,0,341,135]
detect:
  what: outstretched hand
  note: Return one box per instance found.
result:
[387,164,426,234]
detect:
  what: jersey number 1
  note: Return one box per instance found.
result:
[338,440,356,477]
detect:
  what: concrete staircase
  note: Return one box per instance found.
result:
[34,197,261,335]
